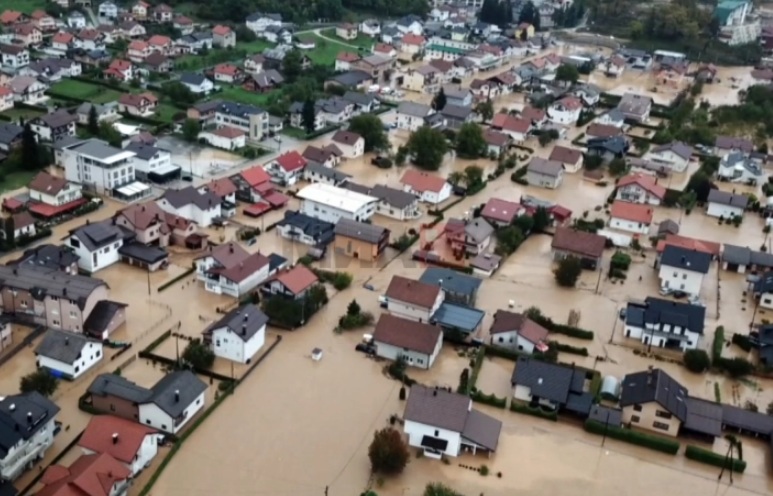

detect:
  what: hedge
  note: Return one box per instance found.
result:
[685,445,746,473]
[510,402,558,421]
[528,311,595,340]
[712,326,725,363]
[157,267,196,293]
[142,330,172,354]
[471,390,507,409]
[731,333,753,352]
[551,341,589,357]
[583,419,680,455]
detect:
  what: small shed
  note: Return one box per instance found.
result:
[600,375,620,400]
[311,348,323,361]
[658,219,679,236]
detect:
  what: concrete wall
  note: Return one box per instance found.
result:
[621,402,681,437]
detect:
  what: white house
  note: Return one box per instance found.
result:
[0,392,59,481]
[157,186,221,227]
[595,109,625,128]
[488,310,549,354]
[547,96,583,125]
[717,151,764,185]
[609,201,653,235]
[385,275,444,323]
[263,264,320,300]
[65,219,127,273]
[79,415,162,477]
[395,101,434,131]
[194,245,269,298]
[296,183,377,223]
[403,385,502,459]
[137,370,207,435]
[372,314,443,369]
[125,142,178,183]
[644,142,693,173]
[400,170,451,205]
[331,130,365,158]
[706,189,748,219]
[198,126,246,151]
[344,183,421,221]
[35,329,103,380]
[98,1,119,21]
[67,11,87,29]
[59,138,137,195]
[1,45,30,69]
[658,245,711,296]
[179,73,214,95]
[623,297,705,351]
[265,150,307,186]
[245,12,282,33]
[615,173,666,206]
[204,304,267,364]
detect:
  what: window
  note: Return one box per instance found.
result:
[672,272,677,277]
[434,430,439,436]
[682,274,687,279]
[633,404,642,412]
[75,366,79,373]
[497,337,503,343]
[655,410,672,420]
[96,350,100,357]
[630,415,640,423]
[652,421,670,431]
[162,424,167,430]
[110,404,115,412]
[70,238,80,248]
[146,420,151,425]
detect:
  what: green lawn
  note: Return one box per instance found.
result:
[155,103,185,123]
[1,107,44,122]
[49,80,125,104]
[298,33,361,65]
[0,0,46,13]
[0,170,36,193]
[217,86,278,107]
[236,39,275,54]
[318,28,376,49]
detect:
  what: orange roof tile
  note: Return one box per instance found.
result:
[78,415,158,464]
[610,200,653,224]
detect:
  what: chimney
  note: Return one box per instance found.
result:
[242,325,246,336]
[243,314,248,322]
[27,412,32,423]
[63,288,67,296]
[174,390,180,402]
[112,433,119,444]
[432,389,437,396]
[65,336,69,346]
[9,403,15,411]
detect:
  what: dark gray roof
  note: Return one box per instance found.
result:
[397,101,433,118]
[752,250,773,269]
[87,373,152,403]
[179,73,208,86]
[148,370,207,417]
[118,242,168,264]
[84,300,127,337]
[36,109,76,129]
[707,189,748,208]
[0,265,106,309]
[217,101,265,118]
[70,139,129,160]
[683,396,723,437]
[334,218,388,243]
[510,357,584,404]
[465,218,494,243]
[440,104,472,120]
[419,267,481,297]
[162,186,220,211]
[69,219,133,251]
[587,136,628,155]
[620,368,688,422]
[277,210,335,245]
[125,142,164,161]
[35,329,98,364]
[431,302,484,333]
[722,244,751,266]
[404,385,471,433]
[0,392,60,458]
[651,141,692,161]
[657,219,679,235]
[720,403,773,435]
[460,408,502,451]
[344,182,418,209]
[328,70,372,88]
[528,157,564,177]
[342,91,376,106]
[305,163,350,182]
[0,123,22,145]
[625,297,705,335]
[660,245,711,274]
[204,303,268,342]
[249,69,284,88]
[191,100,222,113]
[588,404,622,427]
[12,244,78,271]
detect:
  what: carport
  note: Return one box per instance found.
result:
[148,163,182,183]
[118,242,169,271]
[431,302,485,337]
[682,396,723,442]
[114,181,152,202]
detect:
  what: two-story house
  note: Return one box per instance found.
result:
[212,24,235,48]
[262,264,319,300]
[400,170,451,205]
[35,328,103,380]
[156,186,221,228]
[118,92,158,117]
[65,219,132,272]
[203,304,267,363]
[717,151,764,185]
[658,245,711,297]
[125,142,178,183]
[265,150,306,186]
[0,44,29,68]
[609,200,653,236]
[27,171,84,214]
[29,110,77,142]
[0,392,60,481]
[59,138,138,195]
[547,96,583,125]
[194,242,269,298]
[214,101,268,142]
[623,297,705,351]
[78,414,162,476]
[344,183,420,221]
[114,201,196,248]
[373,314,443,369]
[385,275,444,323]
[615,173,666,205]
[619,368,689,438]
[395,101,434,131]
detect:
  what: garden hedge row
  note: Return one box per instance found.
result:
[471,390,507,409]
[583,419,680,455]
[551,341,589,357]
[685,445,746,473]
[510,402,558,421]
[157,267,195,293]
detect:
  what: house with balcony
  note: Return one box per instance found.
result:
[114,201,197,249]
[194,242,270,298]
[125,142,179,183]
[658,245,711,297]
[26,171,84,218]
[400,170,451,205]
[29,110,77,143]
[265,150,307,186]
[615,173,666,205]
[0,43,28,68]
[623,297,705,351]
[59,138,138,195]
[0,392,60,481]
[275,210,335,246]
[157,186,221,228]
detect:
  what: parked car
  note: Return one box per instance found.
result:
[378,295,388,308]
[355,343,376,355]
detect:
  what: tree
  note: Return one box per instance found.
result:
[475,99,494,122]
[495,225,525,256]
[538,129,559,147]
[21,124,42,170]
[455,123,486,159]
[301,98,317,134]
[347,299,361,316]
[368,428,410,475]
[282,48,304,83]
[519,1,540,31]
[3,216,14,248]
[679,190,697,213]
[182,339,215,369]
[98,121,122,148]
[554,256,582,287]
[686,170,714,203]
[555,64,580,86]
[406,126,448,171]
[20,369,58,397]
[447,171,464,186]
[463,164,484,188]
[87,105,99,135]
[395,145,408,166]
[432,87,447,111]
[533,206,550,232]
[182,118,200,142]
[683,349,710,373]
[348,114,389,152]
[424,483,466,496]
[608,157,629,177]
[513,214,534,234]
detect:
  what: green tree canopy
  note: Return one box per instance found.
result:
[455,123,487,159]
[406,126,448,170]
[368,428,410,475]
[20,369,58,397]
[555,64,580,85]
[348,114,390,153]
[182,118,200,142]
[554,256,582,287]
[182,339,215,369]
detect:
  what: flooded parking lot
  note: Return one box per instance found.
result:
[155,136,246,179]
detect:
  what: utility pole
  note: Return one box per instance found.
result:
[601,409,610,447]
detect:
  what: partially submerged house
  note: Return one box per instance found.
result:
[372,314,443,369]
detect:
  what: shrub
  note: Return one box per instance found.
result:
[551,341,589,357]
[510,402,558,421]
[20,369,58,397]
[712,326,725,363]
[731,333,753,352]
[479,465,489,476]
[683,349,711,373]
[182,339,215,369]
[470,390,507,409]
[368,428,410,475]
[714,357,754,378]
[685,445,746,473]
[583,420,680,455]
[525,307,594,340]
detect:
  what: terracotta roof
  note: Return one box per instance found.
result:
[118,92,156,107]
[331,130,362,146]
[374,43,394,53]
[556,96,583,111]
[481,198,520,224]
[29,171,67,195]
[37,453,131,496]
[491,114,531,134]
[108,59,131,71]
[549,145,582,165]
[429,59,453,73]
[586,123,622,138]
[336,51,360,62]
[211,126,244,139]
[15,23,39,35]
[483,129,509,147]
[520,106,545,122]
[174,15,193,25]
[203,177,237,198]
[52,32,74,44]
[12,211,35,229]
[240,165,270,187]
[489,310,548,345]
[31,10,50,20]
[610,200,653,224]
[77,28,102,40]
[401,33,426,45]
[195,242,249,267]
[274,151,306,172]
[274,265,318,294]
[117,201,169,231]
[617,173,666,199]
[400,169,447,193]
[656,234,720,257]
[215,252,269,283]
[373,314,441,355]
[551,227,606,259]
[214,63,239,76]
[0,11,23,24]
[78,415,158,464]
[148,34,171,46]
[385,275,441,308]
[212,24,232,36]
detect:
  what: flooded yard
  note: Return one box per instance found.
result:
[155,136,246,179]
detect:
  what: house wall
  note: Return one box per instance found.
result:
[387,291,444,323]
[395,112,426,131]
[91,394,139,422]
[512,383,559,409]
[0,417,56,481]
[300,198,375,223]
[211,325,265,363]
[658,266,704,295]
[609,217,650,235]
[760,291,773,310]
[706,202,743,219]
[29,183,82,206]
[276,224,319,245]
[37,341,103,380]
[374,340,435,369]
[156,198,220,228]
[644,150,689,173]
[490,331,537,353]
[333,234,380,262]
[68,235,122,273]
[616,184,662,205]
[375,200,415,220]
[334,139,364,158]
[404,419,462,457]
[623,324,700,350]
[526,170,561,189]
[621,403,681,437]
[139,391,205,434]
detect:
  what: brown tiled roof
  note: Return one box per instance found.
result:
[587,123,622,139]
[37,453,130,496]
[483,129,509,147]
[78,415,158,464]
[210,126,244,139]
[520,106,545,122]
[331,130,362,146]
[610,200,653,224]
[195,242,249,267]
[212,25,231,36]
[203,177,237,198]
[489,310,525,334]
[275,265,318,294]
[549,145,582,165]
[481,198,520,224]
[373,314,441,354]
[617,173,666,199]
[215,252,269,283]
[336,51,360,62]
[551,227,605,259]
[117,201,169,230]
[29,171,67,195]
[656,234,720,256]
[385,275,441,308]
[400,169,447,193]
[12,211,35,229]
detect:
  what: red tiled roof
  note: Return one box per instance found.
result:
[374,43,394,53]
[520,106,545,122]
[203,177,237,198]
[52,32,74,44]
[215,252,270,283]
[77,28,102,40]
[385,275,441,308]
[174,15,193,25]
[79,415,158,464]
[262,191,288,207]
[617,173,666,199]
[214,63,239,76]
[336,51,360,62]
[274,151,306,172]
[28,198,87,218]
[275,265,318,294]
[483,129,509,147]
[500,116,531,134]
[15,23,39,35]
[244,201,271,217]
[586,123,622,138]
[610,200,653,224]
[240,165,270,187]
[128,40,148,51]
[481,198,520,224]
[0,11,23,24]
[656,234,720,256]
[401,33,426,45]
[373,314,441,355]
[212,24,231,36]
[400,169,447,193]
[551,227,605,259]
[31,10,50,20]
[211,126,244,139]
[557,96,583,111]
[148,34,171,46]
[108,59,131,71]
[29,171,67,195]
[37,453,130,496]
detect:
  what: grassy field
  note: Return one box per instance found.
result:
[1,107,45,122]
[236,39,275,54]
[0,170,36,193]
[49,80,125,104]
[298,33,365,65]
[318,28,376,49]
[155,103,185,123]
[0,0,46,13]
[217,86,278,107]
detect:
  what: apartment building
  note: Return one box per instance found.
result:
[214,101,268,142]
[59,138,137,194]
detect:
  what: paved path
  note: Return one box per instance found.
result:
[311,28,362,50]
